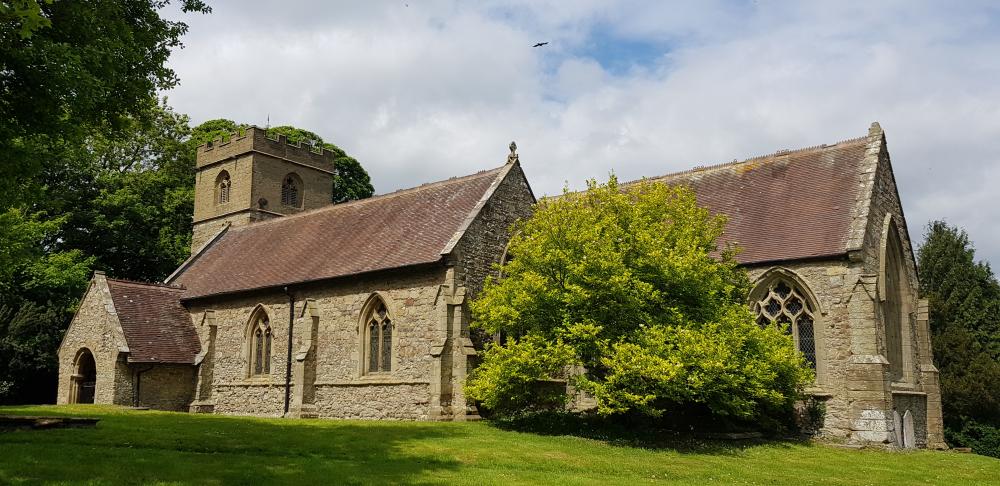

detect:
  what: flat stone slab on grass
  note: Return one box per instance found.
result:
[0,415,100,431]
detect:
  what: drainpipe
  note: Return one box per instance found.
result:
[133,364,155,408]
[283,286,295,416]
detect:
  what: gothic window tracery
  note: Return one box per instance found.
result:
[363,298,392,374]
[248,310,272,376]
[753,279,817,369]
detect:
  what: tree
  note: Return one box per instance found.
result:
[0,0,210,403]
[0,0,210,206]
[918,221,1000,457]
[52,102,197,281]
[466,177,813,426]
[0,100,191,403]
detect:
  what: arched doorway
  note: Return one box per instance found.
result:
[73,348,97,404]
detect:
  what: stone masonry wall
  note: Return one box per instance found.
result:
[135,364,197,412]
[57,275,131,406]
[857,130,944,447]
[452,162,536,301]
[186,266,448,419]
[192,154,255,223]
[746,259,860,440]
[250,153,333,215]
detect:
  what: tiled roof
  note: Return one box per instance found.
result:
[173,165,509,299]
[106,279,200,364]
[633,136,870,265]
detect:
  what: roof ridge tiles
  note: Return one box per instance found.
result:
[633,134,868,185]
[105,277,185,291]
[228,163,508,233]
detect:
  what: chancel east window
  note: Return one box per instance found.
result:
[249,311,272,376]
[753,279,817,368]
[364,299,392,373]
[882,225,906,381]
[281,174,301,207]
[216,171,231,204]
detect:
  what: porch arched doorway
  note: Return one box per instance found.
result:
[73,348,97,404]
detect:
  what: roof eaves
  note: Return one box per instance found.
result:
[179,259,444,302]
[739,251,852,268]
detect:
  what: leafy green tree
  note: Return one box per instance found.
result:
[0,0,210,206]
[55,102,197,281]
[0,0,209,403]
[918,221,1000,456]
[467,177,813,425]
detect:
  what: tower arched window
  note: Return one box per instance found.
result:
[281,173,302,208]
[247,308,272,376]
[752,278,817,369]
[362,296,393,374]
[216,171,231,204]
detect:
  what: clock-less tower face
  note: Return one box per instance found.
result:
[190,126,337,251]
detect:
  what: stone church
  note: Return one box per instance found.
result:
[57,123,944,448]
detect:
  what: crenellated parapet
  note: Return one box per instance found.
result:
[196,126,337,174]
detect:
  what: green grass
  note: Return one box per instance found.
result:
[0,405,997,485]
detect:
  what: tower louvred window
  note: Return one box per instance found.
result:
[217,171,231,204]
[281,175,300,207]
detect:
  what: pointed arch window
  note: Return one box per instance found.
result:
[216,171,231,204]
[281,173,302,208]
[753,279,817,369]
[363,297,393,374]
[248,310,272,376]
[882,222,906,381]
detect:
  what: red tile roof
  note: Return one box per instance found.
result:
[632,136,870,265]
[106,279,200,364]
[172,165,509,299]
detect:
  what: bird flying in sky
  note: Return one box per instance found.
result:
[532,42,548,47]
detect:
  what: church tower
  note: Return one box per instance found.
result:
[190,126,337,251]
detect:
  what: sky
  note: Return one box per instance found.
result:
[162,1,1000,268]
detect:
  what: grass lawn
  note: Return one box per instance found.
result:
[0,405,997,485]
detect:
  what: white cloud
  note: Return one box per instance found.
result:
[163,0,1000,267]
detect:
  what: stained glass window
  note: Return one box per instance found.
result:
[753,278,817,370]
[364,299,393,374]
[381,320,392,372]
[254,329,263,375]
[249,314,271,376]
[368,321,379,372]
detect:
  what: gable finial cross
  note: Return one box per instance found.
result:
[508,141,518,164]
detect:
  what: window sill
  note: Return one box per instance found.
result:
[243,376,278,385]
[804,387,833,398]
[358,373,395,382]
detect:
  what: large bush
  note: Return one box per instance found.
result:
[466,177,813,424]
